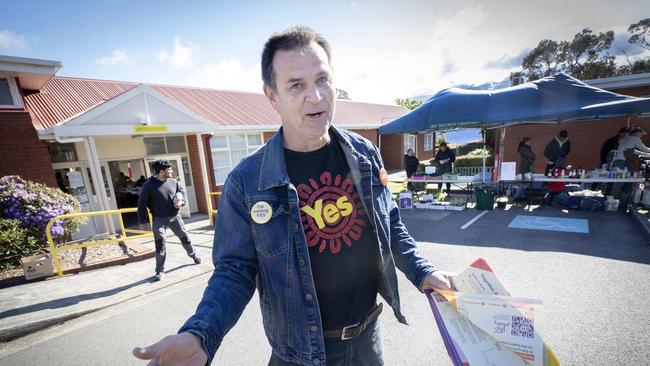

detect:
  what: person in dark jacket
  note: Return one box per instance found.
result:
[433,142,455,192]
[543,130,571,175]
[404,148,419,190]
[137,160,201,281]
[517,137,535,174]
[600,127,630,166]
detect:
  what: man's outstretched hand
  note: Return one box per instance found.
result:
[132,332,208,366]
[420,270,457,292]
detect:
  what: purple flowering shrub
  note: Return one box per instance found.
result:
[0,175,85,246]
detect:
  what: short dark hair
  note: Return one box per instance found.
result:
[619,127,630,133]
[152,160,171,174]
[559,130,568,138]
[439,142,448,148]
[632,127,646,134]
[261,26,332,91]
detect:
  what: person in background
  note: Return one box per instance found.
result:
[517,137,535,175]
[134,175,147,187]
[404,148,419,190]
[137,160,201,281]
[612,127,650,170]
[600,127,630,167]
[543,130,571,175]
[433,141,455,192]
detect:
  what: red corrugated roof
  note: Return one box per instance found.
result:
[25,76,408,131]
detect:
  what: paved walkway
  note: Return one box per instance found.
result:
[0,215,216,342]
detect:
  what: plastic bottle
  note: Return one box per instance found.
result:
[560,169,565,178]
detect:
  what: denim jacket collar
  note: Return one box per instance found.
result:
[257,125,368,191]
[258,127,291,191]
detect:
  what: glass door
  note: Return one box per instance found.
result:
[52,164,101,239]
[145,155,190,217]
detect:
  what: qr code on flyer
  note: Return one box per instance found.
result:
[511,316,534,338]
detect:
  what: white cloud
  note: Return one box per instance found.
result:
[157,37,198,69]
[0,30,27,50]
[188,58,262,93]
[97,49,131,65]
[334,3,649,104]
[349,2,364,9]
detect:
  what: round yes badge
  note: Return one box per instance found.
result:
[250,201,273,224]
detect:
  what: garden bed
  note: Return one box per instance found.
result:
[0,241,153,288]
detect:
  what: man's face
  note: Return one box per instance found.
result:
[157,167,173,180]
[264,42,335,150]
[407,149,414,156]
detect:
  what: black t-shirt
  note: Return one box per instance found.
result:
[284,137,380,331]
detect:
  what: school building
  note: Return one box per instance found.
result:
[0,55,429,228]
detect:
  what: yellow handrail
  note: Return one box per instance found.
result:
[207,191,222,226]
[45,207,153,277]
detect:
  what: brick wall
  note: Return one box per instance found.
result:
[0,111,56,186]
[417,132,435,162]
[379,134,404,171]
[502,116,650,172]
[186,135,209,214]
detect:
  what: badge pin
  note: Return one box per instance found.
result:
[251,201,273,224]
[379,168,388,187]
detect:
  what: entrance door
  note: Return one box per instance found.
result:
[145,155,191,218]
[52,164,102,239]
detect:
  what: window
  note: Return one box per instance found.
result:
[48,142,78,162]
[0,77,23,109]
[144,136,187,155]
[403,134,416,154]
[210,133,264,185]
[424,133,433,151]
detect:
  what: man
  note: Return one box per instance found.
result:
[600,127,630,167]
[133,27,453,366]
[433,142,455,192]
[137,160,201,281]
[612,127,650,170]
[543,130,571,176]
[404,148,419,190]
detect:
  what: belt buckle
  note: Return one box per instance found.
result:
[341,322,360,340]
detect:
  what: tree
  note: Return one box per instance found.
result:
[563,29,616,80]
[518,28,617,81]
[522,39,563,80]
[395,98,422,110]
[336,88,350,100]
[628,18,650,50]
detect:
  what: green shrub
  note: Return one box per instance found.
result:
[454,155,494,168]
[0,219,41,270]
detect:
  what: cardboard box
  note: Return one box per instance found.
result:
[21,254,54,280]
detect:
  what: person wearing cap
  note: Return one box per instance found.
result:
[600,127,630,167]
[613,127,650,170]
[133,26,455,366]
[137,159,201,281]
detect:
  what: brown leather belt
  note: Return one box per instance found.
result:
[323,303,383,340]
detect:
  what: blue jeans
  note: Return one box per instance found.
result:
[152,215,196,273]
[267,320,383,366]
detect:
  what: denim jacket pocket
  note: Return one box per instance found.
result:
[249,198,290,257]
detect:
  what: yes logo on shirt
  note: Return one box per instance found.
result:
[297,172,367,254]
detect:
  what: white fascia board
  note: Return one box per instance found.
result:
[54,123,215,137]
[0,55,61,74]
[585,73,650,89]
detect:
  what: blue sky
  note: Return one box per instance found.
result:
[2,0,649,105]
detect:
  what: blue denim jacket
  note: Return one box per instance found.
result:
[179,126,436,366]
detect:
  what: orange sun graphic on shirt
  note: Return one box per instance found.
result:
[297,172,367,255]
